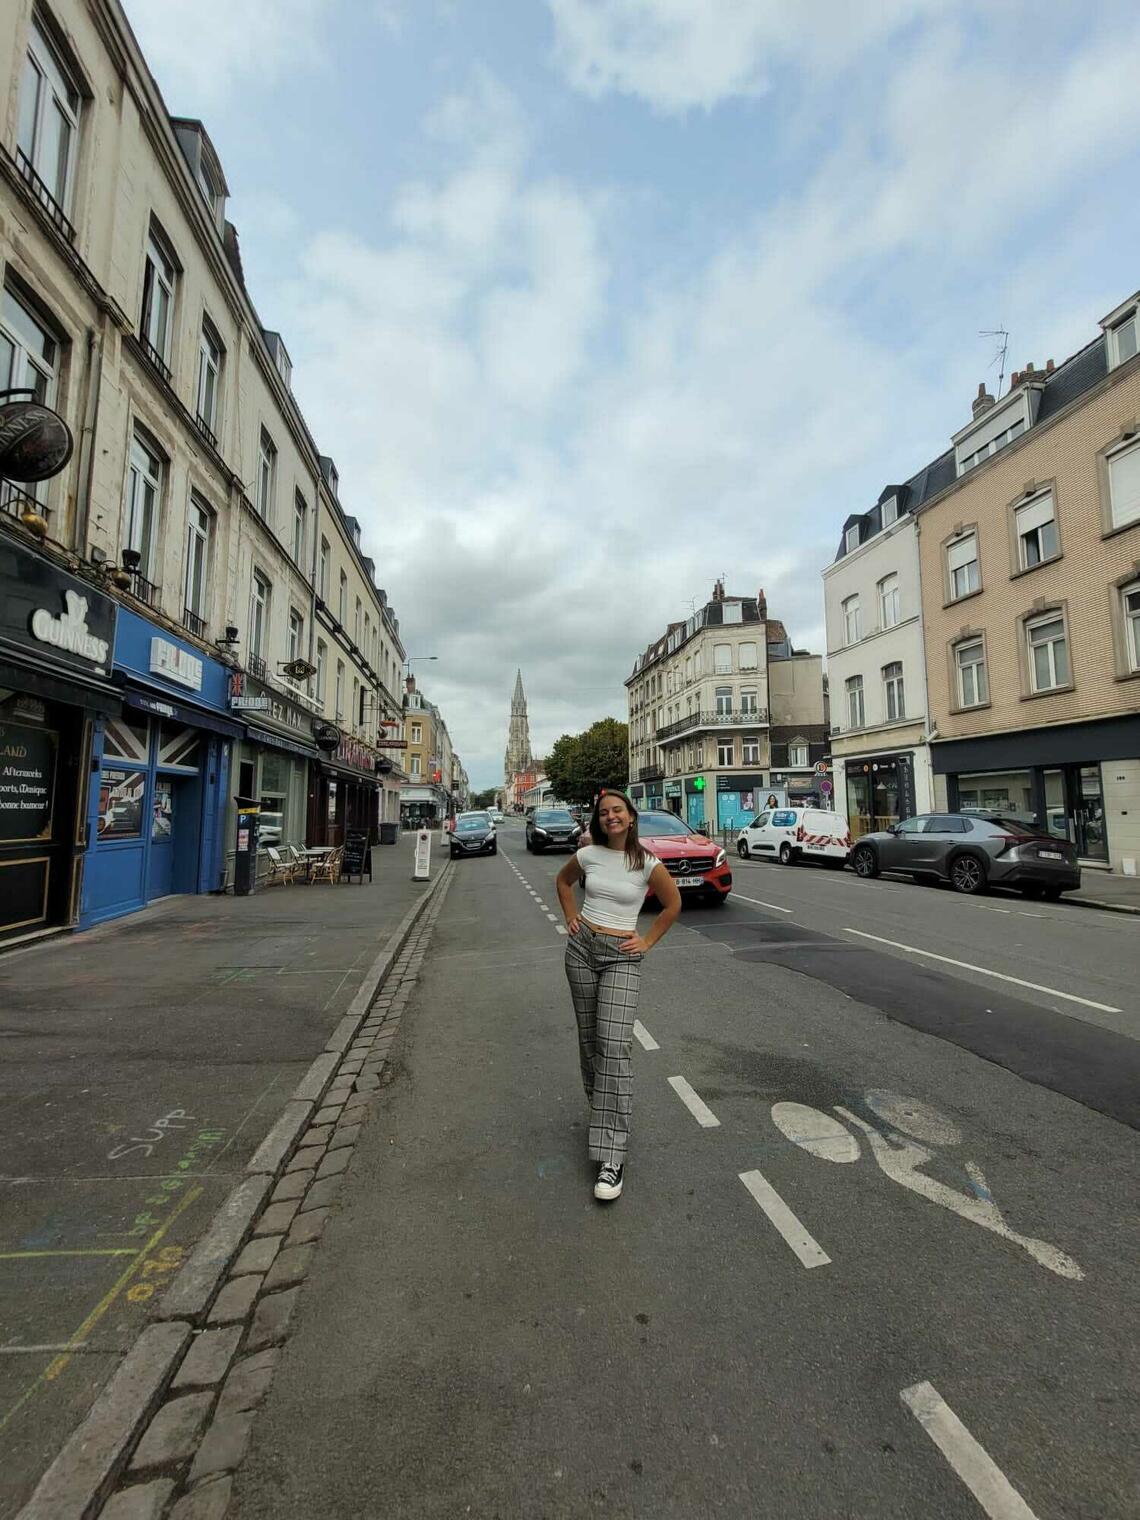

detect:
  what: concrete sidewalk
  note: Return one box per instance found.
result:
[0,836,433,1520]
[1068,870,1140,914]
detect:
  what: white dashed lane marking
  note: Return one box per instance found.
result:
[667,1075,720,1128]
[738,1170,831,1269]
[732,893,794,914]
[633,1020,658,1051]
[901,1382,1041,1520]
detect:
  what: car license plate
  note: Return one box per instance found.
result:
[1039,850,1062,860]
[676,876,703,887]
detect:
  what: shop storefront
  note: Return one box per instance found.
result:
[0,540,119,942]
[228,672,320,870]
[715,772,765,832]
[843,753,918,841]
[934,716,1140,873]
[399,783,445,827]
[308,732,381,845]
[81,608,240,925]
[664,780,683,815]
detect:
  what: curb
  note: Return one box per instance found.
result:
[16,863,451,1520]
[1066,895,1140,916]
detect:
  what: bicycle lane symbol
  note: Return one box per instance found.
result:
[769,1090,1083,1281]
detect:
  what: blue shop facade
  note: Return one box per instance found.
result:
[80,607,242,927]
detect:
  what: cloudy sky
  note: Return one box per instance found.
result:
[123,0,1140,788]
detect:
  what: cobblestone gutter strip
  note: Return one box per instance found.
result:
[15,865,452,1520]
[95,869,454,1520]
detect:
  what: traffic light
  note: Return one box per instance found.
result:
[693,776,705,791]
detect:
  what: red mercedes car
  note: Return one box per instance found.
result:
[637,810,732,906]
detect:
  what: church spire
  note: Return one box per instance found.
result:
[504,669,533,781]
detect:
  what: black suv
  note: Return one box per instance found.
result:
[525,808,581,853]
[850,812,1080,898]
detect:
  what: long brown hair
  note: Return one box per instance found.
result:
[588,790,646,872]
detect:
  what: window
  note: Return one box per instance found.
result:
[410,754,421,779]
[334,660,345,719]
[183,494,211,621]
[845,675,864,729]
[17,19,80,217]
[318,538,330,601]
[411,723,422,744]
[717,739,734,767]
[125,431,162,578]
[693,649,702,675]
[685,656,692,683]
[140,228,177,364]
[715,686,732,716]
[878,574,900,629]
[947,533,980,599]
[338,570,347,624]
[845,524,860,553]
[959,418,1024,473]
[1109,309,1138,368]
[739,641,758,670]
[1,286,61,507]
[1124,583,1140,672]
[742,737,760,765]
[955,640,988,708]
[292,490,307,566]
[315,639,327,701]
[722,602,743,624]
[789,739,808,767]
[351,678,359,731]
[354,597,362,643]
[196,320,222,435]
[740,687,758,715]
[1026,614,1070,692]
[1107,439,1140,530]
[882,661,905,721]
[880,496,898,528]
[256,428,276,519]
[287,608,304,665]
[249,572,271,658]
[713,642,732,674]
[1015,491,1058,569]
[842,594,861,645]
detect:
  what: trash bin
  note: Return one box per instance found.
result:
[379,822,399,846]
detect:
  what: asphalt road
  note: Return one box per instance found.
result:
[234,819,1140,1520]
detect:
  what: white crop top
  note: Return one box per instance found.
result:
[576,844,660,932]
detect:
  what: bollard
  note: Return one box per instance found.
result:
[413,827,432,881]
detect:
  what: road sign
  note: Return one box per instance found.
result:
[821,779,833,796]
[814,760,831,773]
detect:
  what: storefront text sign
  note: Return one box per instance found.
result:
[150,638,203,691]
[30,590,109,669]
[0,720,56,843]
[230,695,272,712]
[336,732,380,776]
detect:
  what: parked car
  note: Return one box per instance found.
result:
[488,807,504,824]
[736,806,850,867]
[526,808,581,852]
[449,811,497,859]
[636,810,732,906]
[849,812,1081,897]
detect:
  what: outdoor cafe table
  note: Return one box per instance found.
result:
[296,845,335,881]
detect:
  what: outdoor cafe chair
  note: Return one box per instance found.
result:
[265,845,297,885]
[309,847,343,884]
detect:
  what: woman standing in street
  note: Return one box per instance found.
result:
[556,791,682,1202]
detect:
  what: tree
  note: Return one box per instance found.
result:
[470,787,498,810]
[544,718,629,803]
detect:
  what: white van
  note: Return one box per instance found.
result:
[736,807,851,867]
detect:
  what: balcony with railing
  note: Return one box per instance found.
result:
[1,484,50,527]
[246,653,268,682]
[657,707,768,743]
[182,607,208,640]
[637,764,663,782]
[12,147,76,243]
[139,334,173,385]
[126,568,160,608]
[194,413,219,452]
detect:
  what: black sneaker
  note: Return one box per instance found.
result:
[594,1162,624,1201]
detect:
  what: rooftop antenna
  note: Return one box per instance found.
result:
[979,327,1010,397]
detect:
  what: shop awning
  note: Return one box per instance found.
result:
[123,686,244,739]
[0,653,122,715]
[244,724,321,762]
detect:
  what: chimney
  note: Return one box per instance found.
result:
[405,674,415,693]
[1010,370,1021,388]
[712,578,725,603]
[972,382,995,420]
[1045,358,1054,373]
[756,587,767,618]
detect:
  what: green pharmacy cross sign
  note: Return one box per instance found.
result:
[692,776,705,791]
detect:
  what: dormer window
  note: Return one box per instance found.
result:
[954,389,1035,476]
[1109,308,1138,368]
[880,496,898,528]
[845,524,860,553]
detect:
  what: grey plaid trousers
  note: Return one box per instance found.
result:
[565,923,642,1167]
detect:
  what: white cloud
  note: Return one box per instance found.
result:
[547,0,946,112]
[123,0,335,106]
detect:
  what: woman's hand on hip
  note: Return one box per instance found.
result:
[565,912,582,936]
[619,931,649,955]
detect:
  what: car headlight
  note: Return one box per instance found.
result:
[534,827,548,837]
[714,849,726,868]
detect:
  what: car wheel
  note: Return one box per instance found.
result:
[778,842,795,866]
[706,892,728,907]
[851,844,879,879]
[949,853,987,895]
[525,839,533,852]
[1042,887,1063,901]
[450,849,459,859]
[737,839,749,859]
[1020,883,1044,900]
[489,844,497,855]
